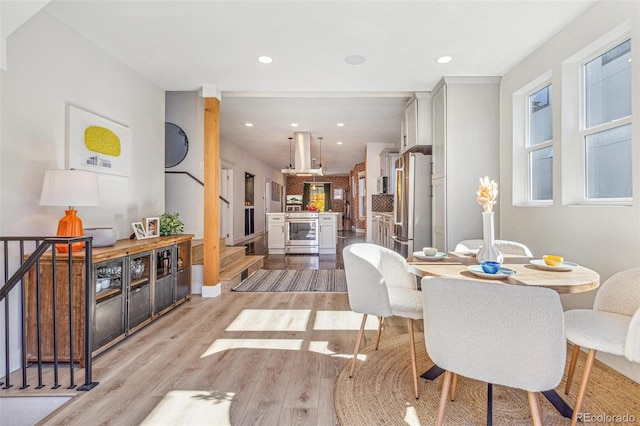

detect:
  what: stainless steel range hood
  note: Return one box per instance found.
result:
[281,132,323,176]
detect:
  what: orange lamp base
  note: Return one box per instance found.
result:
[56,209,85,253]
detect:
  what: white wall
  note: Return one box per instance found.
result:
[220,140,284,244]
[165,91,204,239]
[500,1,640,382]
[166,92,283,243]
[0,10,164,375]
[1,11,165,239]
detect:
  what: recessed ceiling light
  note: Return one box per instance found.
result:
[337,141,343,145]
[291,123,299,127]
[436,56,453,64]
[337,123,344,127]
[345,55,366,65]
[258,56,273,64]
[245,123,253,127]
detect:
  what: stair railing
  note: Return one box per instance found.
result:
[164,170,229,204]
[0,236,98,391]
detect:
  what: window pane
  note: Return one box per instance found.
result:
[529,146,553,201]
[529,85,552,146]
[585,39,631,128]
[309,185,325,211]
[585,124,632,199]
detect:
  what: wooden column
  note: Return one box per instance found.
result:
[203,96,221,294]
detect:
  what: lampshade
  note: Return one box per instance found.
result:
[40,169,101,207]
[40,169,100,252]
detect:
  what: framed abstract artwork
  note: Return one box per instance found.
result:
[67,104,131,177]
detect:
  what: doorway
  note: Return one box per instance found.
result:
[220,165,233,246]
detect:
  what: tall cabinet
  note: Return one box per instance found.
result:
[400,92,432,154]
[431,77,501,251]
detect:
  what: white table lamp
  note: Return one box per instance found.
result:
[40,169,100,252]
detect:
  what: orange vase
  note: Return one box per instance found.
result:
[56,209,85,252]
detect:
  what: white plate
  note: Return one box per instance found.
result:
[467,265,516,279]
[529,259,579,272]
[412,252,447,261]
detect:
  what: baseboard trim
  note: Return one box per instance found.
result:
[201,284,221,298]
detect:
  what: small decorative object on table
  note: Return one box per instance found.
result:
[475,176,503,264]
[143,217,159,238]
[480,260,501,274]
[423,247,438,256]
[131,258,145,279]
[543,255,564,266]
[159,212,184,236]
[131,222,146,240]
[83,227,117,247]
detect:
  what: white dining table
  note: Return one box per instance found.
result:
[407,251,601,420]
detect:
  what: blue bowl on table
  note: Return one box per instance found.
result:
[480,260,501,274]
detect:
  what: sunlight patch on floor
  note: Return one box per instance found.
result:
[225,309,311,331]
[309,340,367,361]
[404,404,421,425]
[140,390,234,425]
[313,310,380,330]
[308,340,335,355]
[201,339,304,358]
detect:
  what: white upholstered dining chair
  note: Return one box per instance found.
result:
[454,239,534,257]
[564,267,640,426]
[421,277,566,425]
[343,243,423,399]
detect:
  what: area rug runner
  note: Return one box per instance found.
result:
[232,269,347,292]
[334,333,640,425]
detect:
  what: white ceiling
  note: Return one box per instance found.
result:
[6,0,598,174]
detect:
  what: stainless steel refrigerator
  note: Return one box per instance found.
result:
[392,152,432,258]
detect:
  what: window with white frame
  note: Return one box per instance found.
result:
[581,38,632,201]
[527,84,553,201]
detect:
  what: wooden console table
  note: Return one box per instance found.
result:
[25,235,193,366]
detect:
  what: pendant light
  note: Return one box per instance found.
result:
[287,137,293,169]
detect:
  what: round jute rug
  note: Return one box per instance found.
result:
[334,333,640,425]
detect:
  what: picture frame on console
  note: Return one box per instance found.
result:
[143,217,159,238]
[132,222,146,240]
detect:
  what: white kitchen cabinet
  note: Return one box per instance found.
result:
[267,213,286,254]
[372,214,382,245]
[431,77,501,252]
[318,213,337,254]
[400,92,432,154]
[372,213,394,249]
[378,150,398,194]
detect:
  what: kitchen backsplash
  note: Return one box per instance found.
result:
[372,194,394,212]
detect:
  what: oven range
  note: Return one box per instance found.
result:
[285,212,319,254]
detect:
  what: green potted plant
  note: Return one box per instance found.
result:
[159,212,184,236]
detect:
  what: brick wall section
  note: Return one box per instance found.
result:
[286,175,350,213]
[286,163,367,232]
[350,162,366,230]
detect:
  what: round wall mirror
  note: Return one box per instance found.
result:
[165,122,189,168]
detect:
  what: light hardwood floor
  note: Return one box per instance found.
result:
[26,290,418,424]
[2,231,405,424]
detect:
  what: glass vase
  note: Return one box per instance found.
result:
[476,211,503,264]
